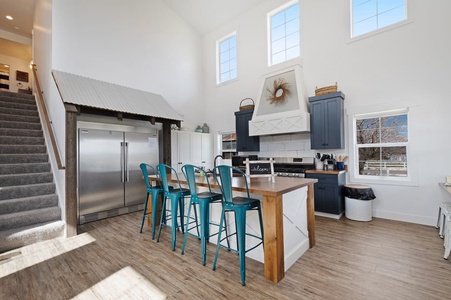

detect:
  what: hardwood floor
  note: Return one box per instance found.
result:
[1,212,450,299]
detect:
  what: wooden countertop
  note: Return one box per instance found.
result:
[305,169,346,175]
[151,173,317,197]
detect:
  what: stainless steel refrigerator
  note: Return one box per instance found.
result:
[78,123,159,224]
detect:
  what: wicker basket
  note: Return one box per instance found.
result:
[315,82,338,96]
[239,98,255,111]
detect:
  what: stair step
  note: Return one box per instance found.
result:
[0,100,37,111]
[0,128,43,137]
[0,163,50,175]
[0,153,48,164]
[0,120,41,130]
[0,113,40,124]
[0,145,47,154]
[0,194,58,215]
[0,172,54,187]
[0,182,55,201]
[0,95,36,106]
[0,91,35,101]
[0,206,61,231]
[0,136,45,145]
[0,220,64,253]
[0,107,39,117]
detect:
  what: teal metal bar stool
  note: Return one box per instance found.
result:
[156,164,195,251]
[181,164,228,266]
[212,165,264,286]
[139,163,164,239]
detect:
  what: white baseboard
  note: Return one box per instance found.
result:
[314,211,343,220]
[284,239,310,271]
[373,210,437,226]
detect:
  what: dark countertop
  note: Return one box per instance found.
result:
[305,169,347,175]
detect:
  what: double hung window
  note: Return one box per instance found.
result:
[354,110,408,179]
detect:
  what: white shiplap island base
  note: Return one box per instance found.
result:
[148,174,317,283]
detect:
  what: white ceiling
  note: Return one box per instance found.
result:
[0,0,260,61]
[0,0,36,39]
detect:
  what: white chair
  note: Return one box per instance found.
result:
[444,217,451,260]
[437,202,451,238]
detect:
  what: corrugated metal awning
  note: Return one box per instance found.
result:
[52,70,183,122]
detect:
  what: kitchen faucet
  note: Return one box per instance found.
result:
[214,154,224,170]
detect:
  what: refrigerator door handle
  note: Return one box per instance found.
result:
[125,142,129,182]
[120,142,125,182]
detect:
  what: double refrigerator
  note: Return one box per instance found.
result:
[78,122,159,224]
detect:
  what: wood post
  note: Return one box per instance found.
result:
[262,194,285,283]
[307,184,315,248]
[162,121,172,166]
[65,104,78,237]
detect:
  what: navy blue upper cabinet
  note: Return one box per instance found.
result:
[235,110,260,152]
[309,92,345,150]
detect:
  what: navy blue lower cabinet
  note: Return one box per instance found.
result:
[305,172,346,216]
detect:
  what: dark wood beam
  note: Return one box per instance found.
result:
[162,120,172,166]
[76,105,179,126]
[64,103,78,237]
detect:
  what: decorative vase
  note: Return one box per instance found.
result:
[202,123,209,133]
[195,125,203,133]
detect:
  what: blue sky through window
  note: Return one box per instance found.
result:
[352,0,406,37]
[218,34,237,83]
[270,2,300,65]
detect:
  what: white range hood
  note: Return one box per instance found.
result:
[249,65,310,136]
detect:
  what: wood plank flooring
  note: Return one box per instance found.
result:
[1,212,451,299]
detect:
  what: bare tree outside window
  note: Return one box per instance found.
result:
[356,113,408,177]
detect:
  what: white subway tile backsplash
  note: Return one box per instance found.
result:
[267,142,285,151]
[285,141,304,151]
[257,134,315,158]
[273,134,291,142]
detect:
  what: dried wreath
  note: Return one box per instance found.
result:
[266,78,291,105]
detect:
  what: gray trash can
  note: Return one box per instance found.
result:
[344,184,376,221]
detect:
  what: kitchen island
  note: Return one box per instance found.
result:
[148,174,317,283]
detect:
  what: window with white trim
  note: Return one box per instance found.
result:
[217,32,237,84]
[351,0,407,38]
[354,110,409,179]
[268,1,300,66]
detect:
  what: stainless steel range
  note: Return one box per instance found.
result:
[268,157,316,178]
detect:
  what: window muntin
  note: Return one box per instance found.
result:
[269,2,300,66]
[355,112,408,178]
[217,33,237,84]
[351,0,406,38]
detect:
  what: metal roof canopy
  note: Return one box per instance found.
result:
[52,70,183,124]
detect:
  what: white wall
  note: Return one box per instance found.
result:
[34,0,67,222]
[203,0,451,226]
[33,0,205,225]
[52,0,204,131]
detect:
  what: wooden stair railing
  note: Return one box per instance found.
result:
[31,64,65,170]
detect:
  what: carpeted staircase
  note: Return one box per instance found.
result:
[0,91,64,253]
